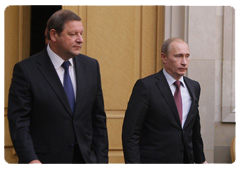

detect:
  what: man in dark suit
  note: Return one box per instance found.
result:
[122,38,207,164]
[8,10,108,164]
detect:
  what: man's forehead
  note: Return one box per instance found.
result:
[63,20,84,30]
[169,41,189,52]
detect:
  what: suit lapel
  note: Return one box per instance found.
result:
[155,70,182,128]
[183,77,197,129]
[73,55,86,117]
[36,49,73,117]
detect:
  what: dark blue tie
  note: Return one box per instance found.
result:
[62,61,75,113]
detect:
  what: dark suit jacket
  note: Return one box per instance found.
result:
[8,49,108,163]
[122,70,205,163]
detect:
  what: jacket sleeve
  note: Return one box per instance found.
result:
[92,60,109,163]
[122,79,149,163]
[7,63,38,163]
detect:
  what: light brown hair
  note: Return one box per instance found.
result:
[46,10,81,40]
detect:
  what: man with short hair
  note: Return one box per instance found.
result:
[8,9,108,164]
[122,38,207,164]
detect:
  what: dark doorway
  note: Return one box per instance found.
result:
[30,6,61,56]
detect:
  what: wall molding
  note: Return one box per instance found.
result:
[221,6,235,123]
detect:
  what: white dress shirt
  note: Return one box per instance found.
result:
[163,69,192,128]
[47,44,77,99]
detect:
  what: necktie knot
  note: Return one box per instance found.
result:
[174,80,181,89]
[62,61,71,70]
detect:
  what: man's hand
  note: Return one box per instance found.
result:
[29,160,42,164]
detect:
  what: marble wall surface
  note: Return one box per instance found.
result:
[164,6,235,163]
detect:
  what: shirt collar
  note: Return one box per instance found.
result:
[163,68,186,88]
[47,44,74,69]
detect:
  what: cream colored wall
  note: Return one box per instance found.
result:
[5,5,235,164]
[4,5,164,163]
[4,6,31,163]
[63,6,164,163]
[164,6,235,163]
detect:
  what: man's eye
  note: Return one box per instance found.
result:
[69,33,76,36]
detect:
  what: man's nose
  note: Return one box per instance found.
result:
[181,56,188,65]
[76,34,84,43]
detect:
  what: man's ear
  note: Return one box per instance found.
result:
[161,52,167,64]
[49,29,57,42]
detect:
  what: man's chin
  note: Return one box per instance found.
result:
[71,51,81,56]
[178,72,186,77]
[178,69,187,75]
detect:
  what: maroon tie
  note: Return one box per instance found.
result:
[174,80,182,123]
